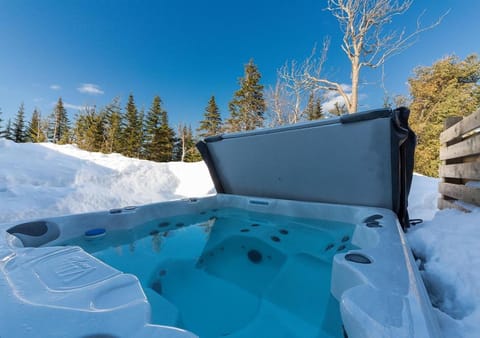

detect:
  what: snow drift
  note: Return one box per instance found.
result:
[0,139,214,223]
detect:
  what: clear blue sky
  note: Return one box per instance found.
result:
[0,0,478,129]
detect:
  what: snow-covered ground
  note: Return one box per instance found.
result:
[0,139,214,222]
[1,139,479,337]
[407,175,480,338]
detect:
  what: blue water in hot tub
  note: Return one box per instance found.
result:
[63,208,357,338]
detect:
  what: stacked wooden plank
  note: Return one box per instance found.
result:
[438,109,480,211]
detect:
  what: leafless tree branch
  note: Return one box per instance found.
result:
[302,0,449,113]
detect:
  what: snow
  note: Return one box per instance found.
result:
[407,177,480,338]
[1,138,479,337]
[0,139,214,223]
[465,180,480,188]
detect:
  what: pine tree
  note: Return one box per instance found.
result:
[121,94,143,158]
[172,131,181,161]
[103,97,123,153]
[226,59,266,132]
[12,103,26,143]
[89,109,106,152]
[0,108,3,137]
[197,96,222,137]
[138,107,146,157]
[304,93,324,121]
[0,108,6,139]
[304,93,315,119]
[314,99,323,120]
[72,111,87,149]
[184,125,202,162]
[73,113,88,148]
[143,96,164,161]
[157,107,175,162]
[4,119,13,140]
[50,98,70,143]
[73,106,106,152]
[26,108,46,142]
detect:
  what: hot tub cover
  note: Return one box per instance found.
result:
[197,108,415,229]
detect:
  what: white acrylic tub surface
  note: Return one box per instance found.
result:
[0,194,441,338]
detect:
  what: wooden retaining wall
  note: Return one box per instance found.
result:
[438,109,480,211]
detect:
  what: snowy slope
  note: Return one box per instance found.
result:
[1,139,479,337]
[0,139,214,222]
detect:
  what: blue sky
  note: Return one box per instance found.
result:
[0,0,478,129]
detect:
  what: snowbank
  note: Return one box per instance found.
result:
[1,138,479,337]
[0,139,214,223]
[407,174,480,338]
[408,208,480,338]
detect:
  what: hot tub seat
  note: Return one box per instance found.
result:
[0,245,197,338]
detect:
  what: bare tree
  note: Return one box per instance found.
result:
[266,80,289,127]
[278,60,310,123]
[304,0,448,113]
[267,42,329,126]
[266,75,310,127]
[177,123,187,162]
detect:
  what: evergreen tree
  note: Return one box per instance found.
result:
[144,96,165,161]
[226,59,266,132]
[184,125,202,162]
[4,119,13,140]
[138,107,146,157]
[90,109,106,151]
[26,108,46,142]
[314,99,323,119]
[304,93,315,119]
[73,106,105,152]
[0,108,5,139]
[409,54,480,176]
[121,94,143,158]
[304,93,324,121]
[50,97,70,143]
[73,113,88,148]
[197,96,222,137]
[157,106,175,162]
[103,97,123,153]
[0,108,3,137]
[172,131,181,162]
[12,103,26,143]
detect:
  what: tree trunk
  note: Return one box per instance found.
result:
[181,133,186,162]
[350,58,360,113]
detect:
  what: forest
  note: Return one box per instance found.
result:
[1,54,480,175]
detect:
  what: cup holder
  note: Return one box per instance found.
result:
[7,221,60,247]
[345,253,372,264]
[363,214,383,223]
[365,221,382,228]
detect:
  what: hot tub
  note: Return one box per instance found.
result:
[0,108,441,337]
[1,194,439,338]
